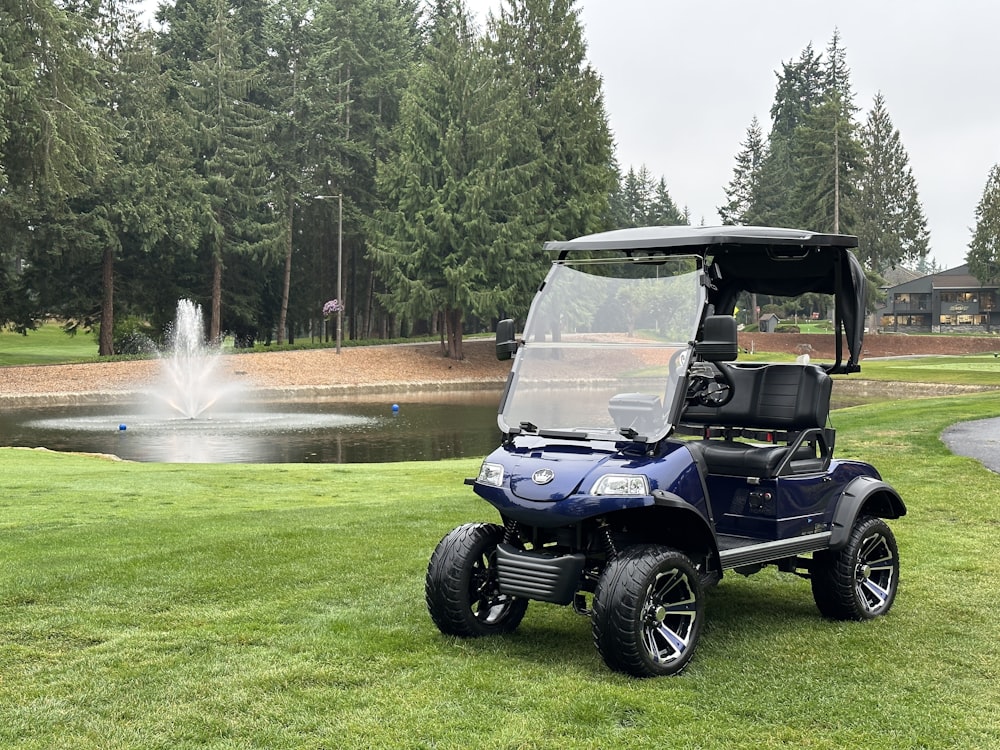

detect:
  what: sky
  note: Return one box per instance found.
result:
[462,0,1000,269]
[138,0,1000,270]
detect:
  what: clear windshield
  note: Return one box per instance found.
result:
[500,256,705,442]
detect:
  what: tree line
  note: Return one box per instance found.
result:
[2,2,996,358]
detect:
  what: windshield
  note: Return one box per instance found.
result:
[499,256,705,442]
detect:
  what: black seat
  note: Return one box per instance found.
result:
[681,363,834,477]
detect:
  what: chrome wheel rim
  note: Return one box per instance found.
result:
[640,567,699,666]
[854,531,897,615]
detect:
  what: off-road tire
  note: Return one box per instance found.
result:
[592,545,705,677]
[811,515,899,620]
[425,522,528,637]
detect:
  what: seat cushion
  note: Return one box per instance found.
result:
[692,440,815,477]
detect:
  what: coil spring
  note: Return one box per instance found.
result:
[600,521,618,560]
[503,517,519,545]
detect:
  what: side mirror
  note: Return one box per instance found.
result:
[695,315,738,362]
[496,318,518,361]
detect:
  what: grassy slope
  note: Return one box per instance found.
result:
[2,391,1000,749]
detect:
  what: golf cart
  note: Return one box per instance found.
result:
[426,226,905,677]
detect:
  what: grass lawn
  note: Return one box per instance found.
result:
[0,322,97,366]
[2,391,999,748]
[852,354,1000,387]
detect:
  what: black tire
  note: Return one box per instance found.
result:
[811,515,900,620]
[425,522,528,637]
[592,545,705,677]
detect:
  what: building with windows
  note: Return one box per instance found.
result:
[877,264,999,333]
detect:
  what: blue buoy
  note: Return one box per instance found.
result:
[391,403,400,413]
[118,423,127,431]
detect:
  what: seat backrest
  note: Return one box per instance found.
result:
[681,363,832,432]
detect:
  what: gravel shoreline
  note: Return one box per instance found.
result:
[0,340,511,406]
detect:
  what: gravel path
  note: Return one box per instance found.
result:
[0,339,511,405]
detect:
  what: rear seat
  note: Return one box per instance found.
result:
[680,363,834,477]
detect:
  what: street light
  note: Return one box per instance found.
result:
[314,194,343,354]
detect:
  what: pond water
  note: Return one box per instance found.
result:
[0,390,504,464]
[0,382,886,464]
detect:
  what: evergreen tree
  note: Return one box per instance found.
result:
[856,92,930,271]
[612,166,685,228]
[755,43,824,228]
[160,0,279,341]
[308,0,420,340]
[719,116,767,225]
[0,0,111,330]
[967,164,1000,286]
[486,0,615,242]
[371,0,537,359]
[792,31,864,234]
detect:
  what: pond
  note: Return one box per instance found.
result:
[0,390,505,464]
[0,381,888,464]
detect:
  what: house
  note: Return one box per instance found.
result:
[758,313,780,333]
[876,264,1000,333]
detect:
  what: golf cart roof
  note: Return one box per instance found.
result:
[544,226,867,373]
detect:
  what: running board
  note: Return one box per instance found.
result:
[718,532,831,570]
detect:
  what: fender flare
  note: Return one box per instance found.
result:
[651,489,721,575]
[830,475,907,549]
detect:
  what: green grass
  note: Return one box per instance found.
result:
[2,391,1000,748]
[852,354,1000,387]
[0,322,98,366]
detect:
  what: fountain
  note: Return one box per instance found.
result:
[154,299,240,419]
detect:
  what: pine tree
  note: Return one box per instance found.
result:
[0,0,111,330]
[856,93,930,271]
[160,0,279,342]
[755,44,824,228]
[612,166,684,228]
[793,31,864,234]
[719,117,767,226]
[967,164,1000,286]
[372,1,537,359]
[485,0,615,242]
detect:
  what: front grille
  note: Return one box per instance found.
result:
[495,544,586,605]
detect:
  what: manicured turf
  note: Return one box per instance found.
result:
[2,391,999,748]
[0,322,98,365]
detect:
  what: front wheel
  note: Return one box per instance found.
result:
[811,515,900,620]
[592,545,705,677]
[426,522,528,637]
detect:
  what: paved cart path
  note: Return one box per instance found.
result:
[941,417,1000,474]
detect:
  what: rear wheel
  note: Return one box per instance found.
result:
[811,516,899,620]
[592,545,705,677]
[426,522,528,637]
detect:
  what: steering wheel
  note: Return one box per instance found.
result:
[686,361,734,407]
[667,347,690,378]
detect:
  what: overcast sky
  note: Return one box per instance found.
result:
[139,0,999,269]
[462,0,1000,269]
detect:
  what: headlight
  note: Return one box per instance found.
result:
[590,474,650,496]
[477,462,505,487]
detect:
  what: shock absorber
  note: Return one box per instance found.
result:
[502,517,520,545]
[598,518,618,560]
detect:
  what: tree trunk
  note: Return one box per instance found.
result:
[99,246,114,356]
[210,251,222,343]
[446,307,464,360]
[277,197,294,345]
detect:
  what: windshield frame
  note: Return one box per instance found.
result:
[499,255,706,443]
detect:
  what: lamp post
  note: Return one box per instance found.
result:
[314,194,343,354]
